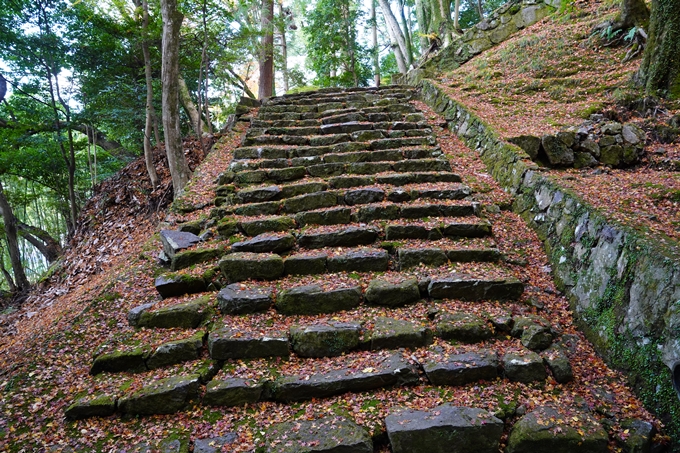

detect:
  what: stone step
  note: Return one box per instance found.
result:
[423,350,500,385]
[118,374,201,416]
[386,404,504,453]
[128,295,213,329]
[265,417,373,453]
[227,158,454,187]
[246,121,431,139]
[263,351,419,402]
[228,146,441,172]
[397,246,501,269]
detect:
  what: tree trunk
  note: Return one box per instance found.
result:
[178,75,209,136]
[378,0,410,72]
[0,181,30,292]
[371,0,380,86]
[415,0,429,52]
[160,0,191,197]
[0,73,6,103]
[16,221,62,264]
[398,0,414,67]
[638,0,680,99]
[617,0,650,29]
[453,0,462,33]
[277,1,290,93]
[138,0,159,189]
[258,0,275,99]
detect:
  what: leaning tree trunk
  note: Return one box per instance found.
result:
[637,0,680,99]
[178,75,210,135]
[161,0,192,197]
[378,0,410,72]
[258,0,275,99]
[137,0,159,189]
[616,0,650,29]
[0,181,30,292]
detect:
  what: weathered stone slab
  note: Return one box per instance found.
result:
[232,233,295,254]
[307,163,346,177]
[423,351,498,385]
[217,284,273,314]
[265,417,372,453]
[118,374,200,416]
[240,216,296,236]
[507,406,608,453]
[386,404,504,453]
[347,162,392,174]
[356,204,401,222]
[521,324,553,351]
[235,185,281,204]
[400,204,441,218]
[280,182,328,199]
[392,158,451,172]
[276,285,361,315]
[503,350,547,383]
[282,191,338,213]
[265,352,419,402]
[91,348,148,375]
[385,224,437,240]
[428,276,524,301]
[203,378,263,407]
[170,246,224,271]
[290,322,361,357]
[370,317,432,350]
[446,248,501,262]
[298,226,378,248]
[64,394,117,420]
[233,146,287,160]
[137,295,212,329]
[219,252,284,282]
[233,201,281,216]
[415,187,471,200]
[155,273,206,298]
[344,188,385,205]
[436,312,493,343]
[328,175,375,189]
[541,345,573,384]
[193,434,238,453]
[295,207,352,226]
[365,277,420,306]
[398,248,449,269]
[208,327,289,360]
[283,252,327,275]
[160,230,200,258]
[442,222,492,237]
[267,166,307,182]
[146,333,204,369]
[326,248,389,272]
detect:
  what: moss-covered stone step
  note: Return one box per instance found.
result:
[428,275,524,301]
[501,350,547,383]
[203,378,263,407]
[208,327,289,360]
[275,284,362,315]
[384,220,492,241]
[265,417,373,453]
[386,404,504,453]
[90,332,206,375]
[231,232,295,254]
[118,374,201,416]
[154,273,208,298]
[289,322,362,357]
[398,247,501,269]
[423,350,499,386]
[129,295,213,329]
[262,352,419,402]
[64,393,117,420]
[218,252,284,282]
[435,311,494,343]
[216,283,273,314]
[297,225,379,249]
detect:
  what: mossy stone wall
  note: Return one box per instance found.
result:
[419,79,680,447]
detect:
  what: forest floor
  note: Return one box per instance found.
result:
[440,0,680,253]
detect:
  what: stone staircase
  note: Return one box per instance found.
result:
[64,86,625,453]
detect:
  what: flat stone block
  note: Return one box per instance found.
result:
[365,277,420,307]
[217,283,273,314]
[326,248,389,273]
[276,284,361,315]
[266,417,372,453]
[424,351,498,385]
[386,404,504,453]
[428,276,524,301]
[290,322,361,357]
[118,374,200,416]
[203,378,263,407]
[208,327,289,360]
[219,252,284,282]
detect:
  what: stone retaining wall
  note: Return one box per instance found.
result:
[418,79,680,442]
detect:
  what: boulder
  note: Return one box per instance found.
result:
[541,346,573,384]
[423,351,499,385]
[290,322,362,357]
[436,312,493,343]
[118,374,201,416]
[520,324,553,351]
[64,393,117,420]
[507,406,608,453]
[600,145,623,167]
[622,123,645,145]
[217,283,273,314]
[365,277,421,307]
[542,135,574,167]
[615,418,655,453]
[508,135,541,159]
[276,285,361,315]
[159,230,200,258]
[503,350,546,383]
[370,316,432,350]
[208,327,289,360]
[219,252,284,282]
[203,378,263,407]
[265,417,372,453]
[386,404,504,453]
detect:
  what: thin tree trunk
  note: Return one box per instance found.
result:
[371,0,380,86]
[227,67,257,99]
[415,0,429,52]
[161,0,191,197]
[378,0,410,72]
[453,0,462,33]
[0,181,29,292]
[277,1,290,93]
[16,221,62,264]
[259,0,275,99]
[136,0,160,189]
[398,0,414,67]
[178,75,209,135]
